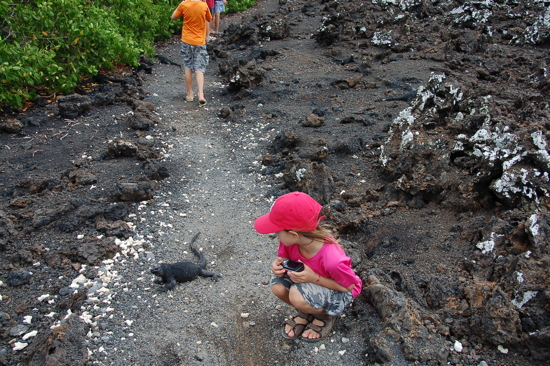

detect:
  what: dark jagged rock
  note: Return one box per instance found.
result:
[117,181,157,202]
[57,94,92,119]
[7,270,31,287]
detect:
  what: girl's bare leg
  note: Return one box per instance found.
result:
[272,284,310,338]
[288,286,329,340]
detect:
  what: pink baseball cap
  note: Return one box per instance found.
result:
[254,192,324,234]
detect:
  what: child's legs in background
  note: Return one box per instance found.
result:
[213,12,221,34]
[184,69,194,99]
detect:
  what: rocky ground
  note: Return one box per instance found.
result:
[1,0,550,365]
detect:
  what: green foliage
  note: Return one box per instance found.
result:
[226,0,256,13]
[0,0,181,109]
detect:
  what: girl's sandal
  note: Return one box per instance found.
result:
[282,311,313,339]
[301,314,336,342]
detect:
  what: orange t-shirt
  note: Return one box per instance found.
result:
[173,0,212,46]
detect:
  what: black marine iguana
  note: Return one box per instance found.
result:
[374,90,417,102]
[324,54,355,65]
[155,54,182,67]
[92,73,126,84]
[150,232,220,291]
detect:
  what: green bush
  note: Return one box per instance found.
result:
[0,0,257,109]
[0,0,181,109]
[226,0,256,13]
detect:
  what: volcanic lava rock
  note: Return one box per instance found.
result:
[7,270,32,287]
[0,118,23,134]
[57,94,92,119]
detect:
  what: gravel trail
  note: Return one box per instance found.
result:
[85,1,371,364]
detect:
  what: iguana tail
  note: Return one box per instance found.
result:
[189,232,207,269]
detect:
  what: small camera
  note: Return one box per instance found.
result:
[281,259,304,272]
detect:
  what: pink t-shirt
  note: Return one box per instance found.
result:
[277,240,363,298]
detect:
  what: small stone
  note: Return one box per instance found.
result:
[0,118,24,134]
[454,340,463,352]
[497,345,508,354]
[303,113,324,127]
[12,342,28,351]
[7,271,32,287]
[9,325,29,337]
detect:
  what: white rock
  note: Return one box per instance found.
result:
[22,330,38,340]
[498,345,509,354]
[338,350,347,355]
[454,340,463,352]
[70,274,88,288]
[37,294,50,302]
[12,342,28,351]
[240,313,250,318]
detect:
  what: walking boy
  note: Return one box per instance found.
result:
[171,0,212,106]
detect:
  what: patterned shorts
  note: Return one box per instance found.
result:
[270,274,353,316]
[214,1,225,13]
[180,42,209,73]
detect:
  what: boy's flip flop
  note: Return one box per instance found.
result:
[199,100,207,107]
[185,98,194,102]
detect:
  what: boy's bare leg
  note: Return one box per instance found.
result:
[184,69,194,100]
[195,70,205,103]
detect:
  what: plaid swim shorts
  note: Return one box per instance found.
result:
[180,42,209,73]
[270,274,353,316]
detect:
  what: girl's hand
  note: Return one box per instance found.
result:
[286,262,316,283]
[271,257,286,277]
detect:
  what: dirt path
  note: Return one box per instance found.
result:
[83,1,373,365]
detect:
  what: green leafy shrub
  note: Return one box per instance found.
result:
[226,0,256,13]
[0,0,257,109]
[0,0,181,109]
